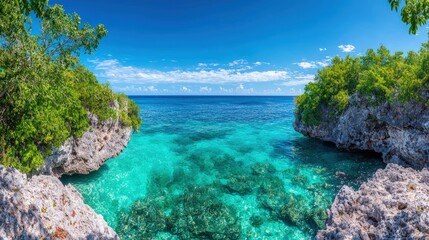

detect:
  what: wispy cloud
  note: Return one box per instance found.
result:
[319,48,327,52]
[296,57,332,69]
[228,59,248,67]
[90,59,290,84]
[338,44,355,53]
[296,61,318,69]
[114,85,159,93]
[199,86,212,93]
[281,74,315,86]
[181,86,192,93]
[254,61,270,66]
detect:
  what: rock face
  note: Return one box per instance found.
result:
[41,114,132,176]
[294,94,429,169]
[317,164,429,239]
[0,165,118,239]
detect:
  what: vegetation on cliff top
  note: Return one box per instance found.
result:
[0,0,141,173]
[296,0,429,126]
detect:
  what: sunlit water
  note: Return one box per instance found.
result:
[62,96,384,239]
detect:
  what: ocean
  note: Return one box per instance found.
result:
[62,96,384,239]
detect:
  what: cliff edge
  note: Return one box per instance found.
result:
[40,114,132,177]
[294,94,429,169]
[294,94,429,239]
[316,164,429,239]
[0,165,118,239]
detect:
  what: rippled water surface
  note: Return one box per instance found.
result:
[62,96,384,239]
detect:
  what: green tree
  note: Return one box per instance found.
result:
[389,0,429,34]
[0,0,141,173]
[296,43,426,126]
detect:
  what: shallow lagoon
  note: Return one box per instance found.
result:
[62,96,384,239]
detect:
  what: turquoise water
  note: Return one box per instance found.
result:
[62,96,384,239]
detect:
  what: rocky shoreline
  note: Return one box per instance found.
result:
[294,94,429,169]
[40,114,132,177]
[0,115,131,239]
[294,94,429,239]
[317,164,429,239]
[0,166,118,239]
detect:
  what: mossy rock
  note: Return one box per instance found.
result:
[224,174,256,195]
[251,162,276,176]
[257,176,286,212]
[250,215,264,227]
[168,185,241,240]
[278,193,309,229]
[291,174,309,187]
[282,168,300,177]
[306,207,328,230]
[116,199,167,239]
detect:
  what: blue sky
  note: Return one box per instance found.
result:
[55,0,427,95]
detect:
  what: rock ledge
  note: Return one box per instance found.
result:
[0,165,118,239]
[317,164,429,239]
[41,114,132,177]
[294,94,429,169]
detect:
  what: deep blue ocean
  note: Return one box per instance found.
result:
[62,96,384,239]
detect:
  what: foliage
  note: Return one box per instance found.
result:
[389,0,429,34]
[0,0,141,173]
[296,43,429,126]
[117,94,142,131]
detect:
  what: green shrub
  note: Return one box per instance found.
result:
[0,0,141,173]
[296,43,428,126]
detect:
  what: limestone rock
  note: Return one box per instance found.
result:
[294,94,429,169]
[41,114,132,176]
[317,164,429,239]
[0,165,117,239]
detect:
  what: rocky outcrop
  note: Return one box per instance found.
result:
[294,94,429,169]
[40,114,132,177]
[0,165,117,239]
[317,164,429,239]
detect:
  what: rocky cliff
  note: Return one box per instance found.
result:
[0,165,118,239]
[294,94,429,169]
[294,94,429,239]
[40,114,132,177]
[317,164,429,239]
[0,108,134,239]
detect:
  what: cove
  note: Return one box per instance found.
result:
[61,96,385,239]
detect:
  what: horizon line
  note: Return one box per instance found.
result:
[126,94,298,97]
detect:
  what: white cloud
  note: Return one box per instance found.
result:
[316,61,330,67]
[196,63,220,70]
[147,86,158,92]
[219,87,233,93]
[113,85,159,93]
[254,61,270,66]
[281,74,315,86]
[297,61,318,69]
[181,86,191,92]
[296,57,332,69]
[228,59,248,67]
[319,48,327,52]
[234,83,254,94]
[338,44,355,53]
[276,87,282,92]
[90,59,290,84]
[200,86,212,93]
